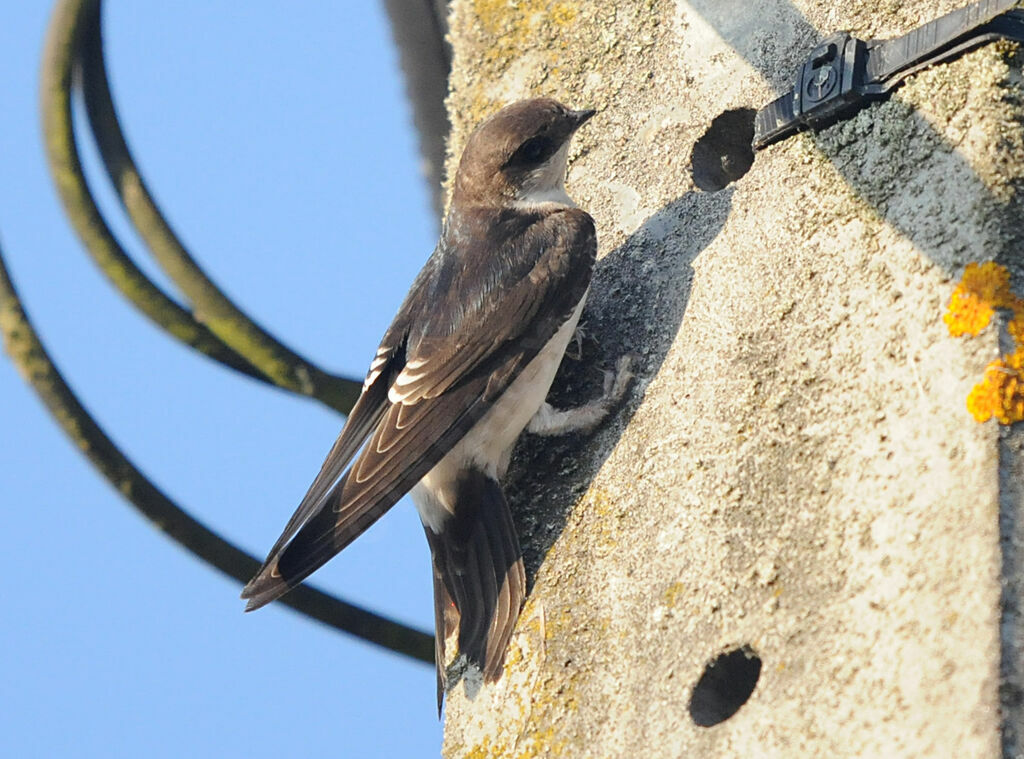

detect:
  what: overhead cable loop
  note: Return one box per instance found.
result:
[41,0,269,384]
[0,236,434,665]
[77,0,361,414]
[27,0,439,663]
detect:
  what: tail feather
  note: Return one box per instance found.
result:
[460,537,496,665]
[482,498,525,679]
[425,469,526,704]
[426,539,458,714]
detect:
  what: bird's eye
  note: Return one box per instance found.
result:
[506,136,555,168]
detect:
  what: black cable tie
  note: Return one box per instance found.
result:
[754,0,1024,150]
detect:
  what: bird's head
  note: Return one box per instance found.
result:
[451,98,595,209]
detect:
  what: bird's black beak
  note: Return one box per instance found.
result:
[568,108,596,130]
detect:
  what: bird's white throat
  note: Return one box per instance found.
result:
[515,142,577,209]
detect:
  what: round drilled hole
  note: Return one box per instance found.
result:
[688,645,762,727]
[690,108,756,191]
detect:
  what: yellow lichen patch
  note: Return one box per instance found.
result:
[1008,301,1024,344]
[966,350,1024,424]
[474,0,579,34]
[943,261,1013,337]
[505,637,525,670]
[544,607,576,641]
[549,3,578,26]
[464,735,494,759]
[946,262,1024,424]
[662,580,687,608]
[472,0,582,65]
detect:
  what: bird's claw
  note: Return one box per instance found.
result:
[602,353,636,404]
[566,322,587,361]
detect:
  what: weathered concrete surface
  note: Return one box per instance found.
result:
[441,1,1024,756]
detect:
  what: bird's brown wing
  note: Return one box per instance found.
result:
[241,208,594,612]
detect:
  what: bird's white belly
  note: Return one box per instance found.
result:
[412,293,587,532]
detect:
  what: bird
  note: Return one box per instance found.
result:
[241,97,633,710]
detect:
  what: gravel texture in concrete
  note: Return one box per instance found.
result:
[440,2,1024,755]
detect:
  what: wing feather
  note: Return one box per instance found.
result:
[242,208,595,609]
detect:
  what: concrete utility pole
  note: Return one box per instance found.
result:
[440,1,1024,756]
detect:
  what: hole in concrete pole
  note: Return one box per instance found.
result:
[690,108,756,191]
[688,645,762,727]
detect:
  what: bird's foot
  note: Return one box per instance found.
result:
[565,321,587,361]
[527,353,636,437]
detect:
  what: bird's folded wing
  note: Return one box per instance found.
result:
[241,328,409,605]
[242,208,595,608]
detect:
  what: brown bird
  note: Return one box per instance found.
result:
[242,98,632,710]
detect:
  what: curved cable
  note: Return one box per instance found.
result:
[40,0,271,385]
[0,237,434,664]
[29,0,439,663]
[76,1,361,413]
[380,0,452,217]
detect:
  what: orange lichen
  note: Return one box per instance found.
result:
[945,262,1024,425]
[943,261,1014,337]
[1008,302,1024,344]
[966,350,1024,424]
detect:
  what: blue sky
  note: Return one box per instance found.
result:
[1,4,443,756]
